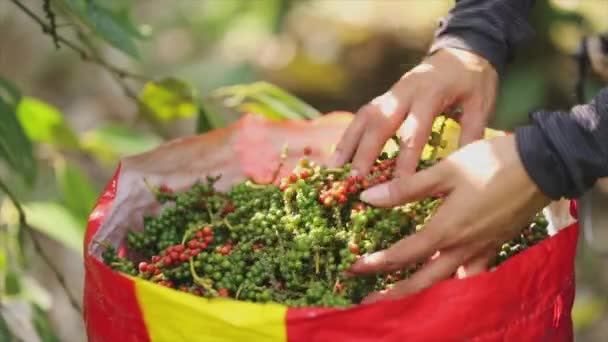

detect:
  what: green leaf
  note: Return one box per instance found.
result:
[0,76,21,107]
[490,66,546,131]
[4,271,21,295]
[139,78,199,121]
[0,97,36,185]
[62,0,140,58]
[54,158,98,222]
[214,82,320,120]
[23,202,84,253]
[80,124,162,163]
[16,97,80,149]
[0,315,17,342]
[196,103,214,133]
[32,305,60,342]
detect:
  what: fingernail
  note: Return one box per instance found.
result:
[360,183,389,204]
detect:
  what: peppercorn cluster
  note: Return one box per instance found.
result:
[102,123,548,308]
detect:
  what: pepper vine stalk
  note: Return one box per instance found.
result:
[0,178,83,314]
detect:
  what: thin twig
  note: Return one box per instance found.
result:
[42,0,59,48]
[11,0,171,138]
[0,179,83,315]
[11,0,146,81]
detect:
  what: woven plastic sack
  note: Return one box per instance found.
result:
[83,112,578,342]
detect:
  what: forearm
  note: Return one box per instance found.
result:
[428,0,536,76]
[516,88,608,200]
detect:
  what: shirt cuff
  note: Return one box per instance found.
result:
[428,30,507,77]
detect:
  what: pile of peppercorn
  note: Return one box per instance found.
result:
[101,120,549,308]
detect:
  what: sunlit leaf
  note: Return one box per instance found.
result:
[23,202,84,253]
[32,304,60,342]
[214,81,320,120]
[16,97,79,149]
[61,0,140,58]
[54,158,98,222]
[139,78,198,121]
[80,124,162,163]
[0,97,36,185]
[0,76,21,107]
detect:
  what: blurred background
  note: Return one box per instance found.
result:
[0,0,607,341]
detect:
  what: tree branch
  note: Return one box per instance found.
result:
[10,0,171,138]
[0,179,83,315]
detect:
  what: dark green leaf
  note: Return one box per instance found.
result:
[32,305,60,342]
[54,159,98,222]
[80,124,162,163]
[0,76,21,107]
[489,66,546,131]
[62,0,140,58]
[0,315,18,342]
[16,97,80,149]
[196,103,214,133]
[139,78,198,121]
[4,271,21,296]
[23,202,84,253]
[0,97,37,185]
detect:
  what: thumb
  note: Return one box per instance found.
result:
[360,163,448,207]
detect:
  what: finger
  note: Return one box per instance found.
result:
[394,97,442,177]
[350,192,464,275]
[359,162,447,207]
[350,93,408,176]
[361,246,470,304]
[457,97,492,147]
[455,249,494,279]
[327,110,367,167]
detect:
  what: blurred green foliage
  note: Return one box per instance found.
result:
[0,0,607,341]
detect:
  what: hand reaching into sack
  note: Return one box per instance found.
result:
[347,134,551,304]
[327,47,498,178]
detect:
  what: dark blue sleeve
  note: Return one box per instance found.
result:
[428,0,536,76]
[515,88,608,200]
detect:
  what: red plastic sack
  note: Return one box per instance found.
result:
[83,113,578,342]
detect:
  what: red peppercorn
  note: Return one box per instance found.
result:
[159,185,173,193]
[378,175,387,183]
[279,182,289,191]
[138,262,149,273]
[163,256,172,266]
[361,179,370,189]
[303,146,312,156]
[220,246,230,255]
[371,166,379,173]
[174,245,185,253]
[338,195,347,204]
[218,288,229,297]
[349,243,361,254]
[151,255,160,263]
[190,249,200,257]
[153,268,161,275]
[199,242,208,250]
[335,283,345,292]
[187,240,198,249]
[179,253,190,262]
[202,226,213,236]
[204,235,213,243]
[222,202,235,215]
[300,170,309,179]
[170,251,179,260]
[356,175,364,182]
[288,173,298,183]
[348,185,358,194]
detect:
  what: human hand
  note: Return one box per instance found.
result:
[347,134,551,304]
[328,48,498,178]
